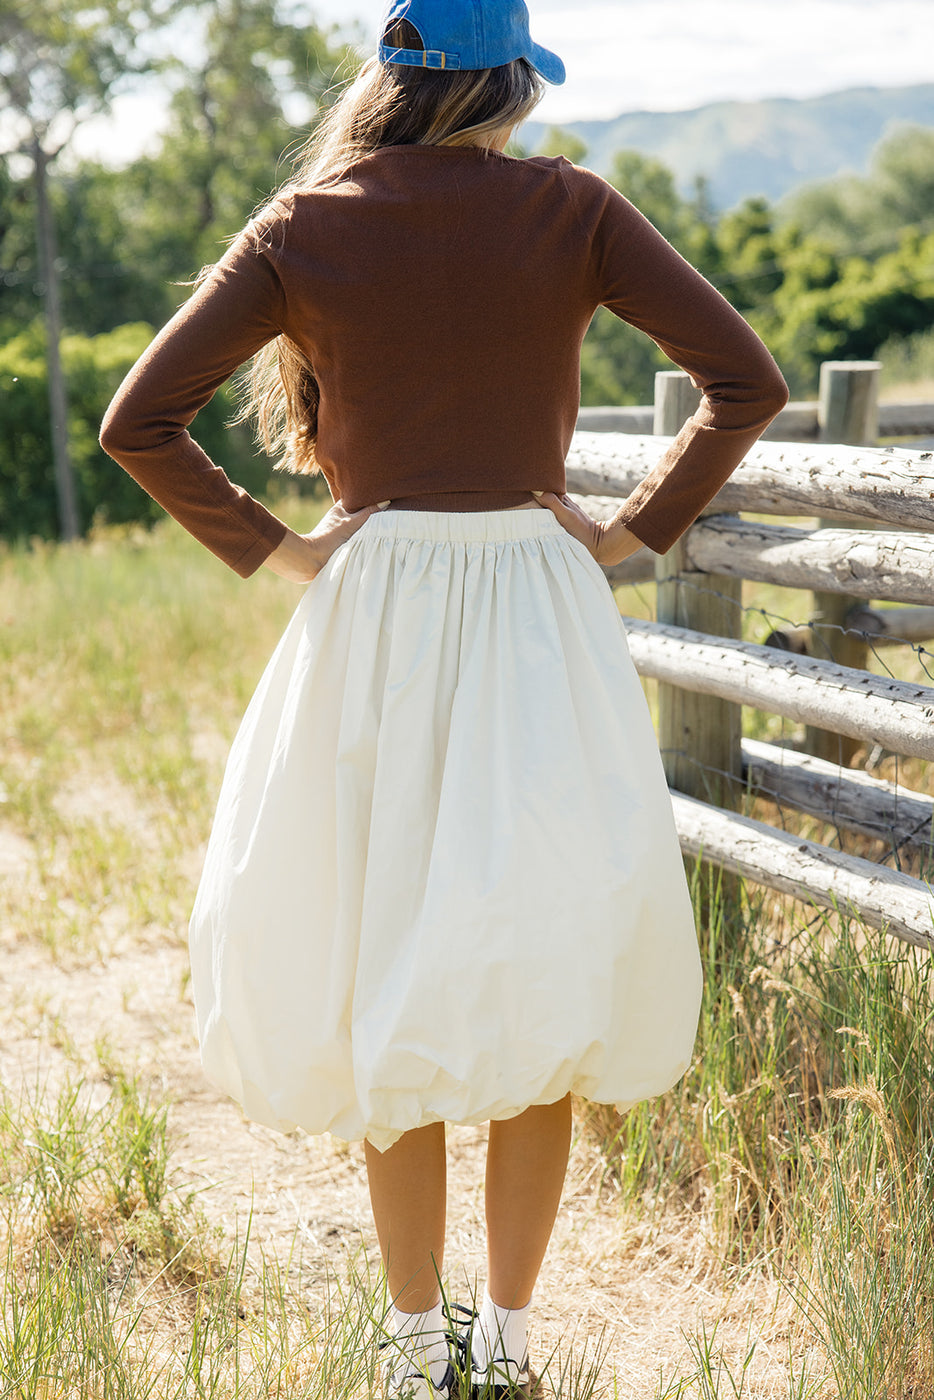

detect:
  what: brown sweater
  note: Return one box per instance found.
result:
[100,145,788,576]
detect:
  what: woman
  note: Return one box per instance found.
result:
[100,2,788,1395]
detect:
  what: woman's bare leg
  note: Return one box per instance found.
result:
[365,1122,447,1311]
[485,1094,572,1307]
[364,1097,571,1312]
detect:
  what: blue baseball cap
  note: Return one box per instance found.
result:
[378,0,565,85]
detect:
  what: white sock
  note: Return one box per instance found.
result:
[388,1302,449,1388]
[474,1289,530,1370]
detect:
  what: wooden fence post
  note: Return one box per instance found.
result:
[653,371,743,808]
[805,360,880,763]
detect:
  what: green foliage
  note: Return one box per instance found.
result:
[0,320,268,542]
[765,125,934,391]
[756,228,934,391]
[713,197,783,310]
[782,123,934,254]
[54,164,183,335]
[589,123,934,399]
[872,122,934,226]
[582,125,934,401]
[608,150,684,242]
[536,125,588,165]
[580,306,667,406]
[0,165,35,341]
[0,1,355,545]
[579,152,722,405]
[0,158,192,339]
[114,0,356,277]
[0,2,355,340]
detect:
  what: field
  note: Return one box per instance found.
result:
[1,497,933,1398]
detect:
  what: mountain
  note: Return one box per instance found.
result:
[520,84,934,209]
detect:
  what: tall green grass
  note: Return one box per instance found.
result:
[0,1065,388,1397]
[584,868,934,1397]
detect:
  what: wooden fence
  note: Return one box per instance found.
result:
[567,364,934,951]
[577,395,934,442]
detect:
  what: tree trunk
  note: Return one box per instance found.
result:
[33,141,79,541]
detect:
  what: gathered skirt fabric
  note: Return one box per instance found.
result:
[189,507,702,1151]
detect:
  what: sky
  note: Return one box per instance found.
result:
[72,0,934,162]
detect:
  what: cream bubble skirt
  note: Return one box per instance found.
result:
[189,506,702,1151]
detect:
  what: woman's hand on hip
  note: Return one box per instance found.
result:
[263,499,390,583]
[532,491,644,567]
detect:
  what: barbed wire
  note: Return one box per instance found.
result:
[657,741,932,869]
[641,571,934,685]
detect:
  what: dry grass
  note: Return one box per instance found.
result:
[880,378,934,403]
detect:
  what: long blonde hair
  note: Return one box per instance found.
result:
[239,19,545,476]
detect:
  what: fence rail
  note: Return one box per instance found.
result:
[625,619,934,761]
[578,399,934,441]
[741,738,934,855]
[574,362,934,949]
[567,434,934,529]
[672,793,934,950]
[681,519,934,604]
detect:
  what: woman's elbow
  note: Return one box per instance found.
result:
[99,399,127,459]
[99,393,147,461]
[739,357,789,434]
[764,362,790,419]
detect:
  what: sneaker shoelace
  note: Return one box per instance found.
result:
[447,1304,530,1397]
[379,1334,456,1398]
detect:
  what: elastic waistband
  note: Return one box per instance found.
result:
[364,506,566,544]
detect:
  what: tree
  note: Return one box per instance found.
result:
[0,160,34,338]
[579,152,723,406]
[0,0,169,539]
[535,126,587,165]
[756,228,934,391]
[723,125,934,391]
[0,319,267,542]
[714,197,784,313]
[608,150,684,243]
[130,0,356,274]
[781,125,934,255]
[870,124,934,231]
[0,0,351,540]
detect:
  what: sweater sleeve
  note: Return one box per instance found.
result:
[99,214,291,577]
[587,178,788,554]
